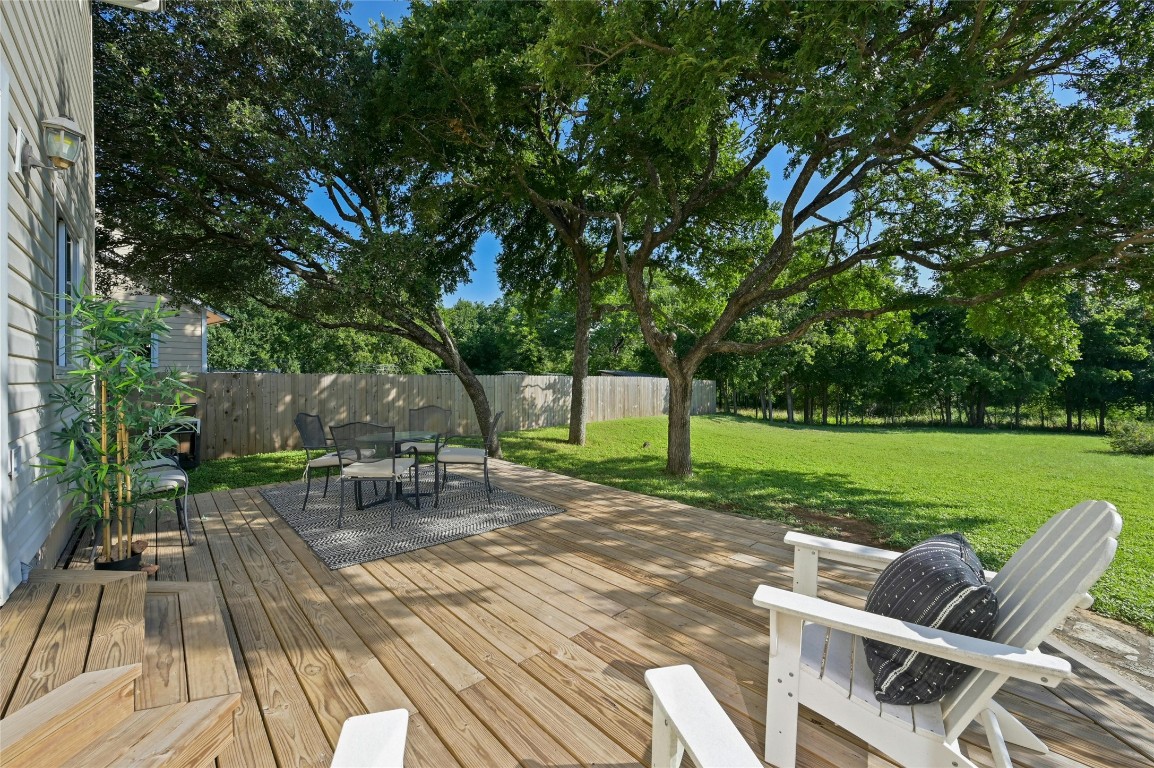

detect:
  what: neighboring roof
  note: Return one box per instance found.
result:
[597,370,659,377]
[204,306,231,325]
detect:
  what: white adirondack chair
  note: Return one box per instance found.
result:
[331,709,409,768]
[752,500,1121,768]
[645,665,762,768]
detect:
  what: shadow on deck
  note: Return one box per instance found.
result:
[44,460,1154,767]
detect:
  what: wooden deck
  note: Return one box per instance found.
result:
[105,460,1154,767]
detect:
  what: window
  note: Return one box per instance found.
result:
[135,332,160,368]
[55,220,78,369]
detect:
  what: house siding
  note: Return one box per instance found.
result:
[113,292,210,373]
[2,0,95,602]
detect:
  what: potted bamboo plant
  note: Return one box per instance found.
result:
[39,292,198,569]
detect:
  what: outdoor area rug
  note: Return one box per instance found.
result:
[260,466,564,569]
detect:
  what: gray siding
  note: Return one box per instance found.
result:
[112,291,209,373]
[2,0,95,602]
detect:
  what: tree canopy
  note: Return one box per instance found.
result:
[94,0,504,449]
[96,0,1154,476]
[527,0,1154,474]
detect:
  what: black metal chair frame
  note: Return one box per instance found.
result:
[294,412,349,511]
[75,428,193,546]
[406,405,454,454]
[435,411,503,508]
[329,422,420,529]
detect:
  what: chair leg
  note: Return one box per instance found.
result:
[980,708,1013,768]
[303,465,312,510]
[765,612,803,768]
[650,698,686,768]
[338,481,346,529]
[483,459,492,504]
[986,701,1048,753]
[434,462,441,508]
[322,468,330,498]
[178,488,194,546]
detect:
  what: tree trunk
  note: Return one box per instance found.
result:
[785,375,795,423]
[944,393,953,427]
[821,384,829,425]
[1014,399,1021,429]
[452,361,500,457]
[567,271,593,445]
[666,370,694,477]
[1098,403,1107,433]
[767,385,774,422]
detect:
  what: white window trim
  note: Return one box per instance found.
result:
[54,220,83,372]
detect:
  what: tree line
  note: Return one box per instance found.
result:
[95,1,1153,475]
[210,287,1152,436]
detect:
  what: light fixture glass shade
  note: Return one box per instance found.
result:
[41,116,86,170]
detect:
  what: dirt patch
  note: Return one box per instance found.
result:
[782,505,891,549]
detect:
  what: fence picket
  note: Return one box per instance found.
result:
[191,373,715,459]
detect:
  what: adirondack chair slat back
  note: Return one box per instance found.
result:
[938,500,1121,739]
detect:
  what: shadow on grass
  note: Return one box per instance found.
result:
[188,451,305,495]
[508,450,1000,558]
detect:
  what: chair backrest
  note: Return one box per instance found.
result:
[939,500,1121,738]
[408,406,452,439]
[329,422,397,473]
[294,413,330,452]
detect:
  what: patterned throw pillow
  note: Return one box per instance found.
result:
[862,533,999,705]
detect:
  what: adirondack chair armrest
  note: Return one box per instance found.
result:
[753,585,1072,687]
[785,532,999,595]
[785,532,901,569]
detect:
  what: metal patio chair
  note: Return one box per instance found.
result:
[435,411,503,507]
[329,422,419,528]
[294,412,355,511]
[401,405,453,459]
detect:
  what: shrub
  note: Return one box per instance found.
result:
[1108,420,1154,456]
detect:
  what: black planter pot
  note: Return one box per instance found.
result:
[94,553,142,571]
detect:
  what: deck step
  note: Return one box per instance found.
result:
[141,582,241,708]
[0,664,142,767]
[2,571,147,717]
[65,691,242,768]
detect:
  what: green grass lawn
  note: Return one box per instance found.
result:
[499,415,1153,633]
[188,415,1153,632]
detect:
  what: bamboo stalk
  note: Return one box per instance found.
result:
[100,380,112,561]
[121,418,133,560]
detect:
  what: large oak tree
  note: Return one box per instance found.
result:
[534,0,1154,475]
[94,0,504,451]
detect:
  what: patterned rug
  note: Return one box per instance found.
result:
[260,466,564,569]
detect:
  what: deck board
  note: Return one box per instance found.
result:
[0,579,57,714]
[6,581,102,714]
[107,460,1151,767]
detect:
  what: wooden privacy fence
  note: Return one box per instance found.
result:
[193,372,717,460]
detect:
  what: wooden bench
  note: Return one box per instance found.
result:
[0,571,240,767]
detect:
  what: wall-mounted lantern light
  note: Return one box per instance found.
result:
[17,116,87,175]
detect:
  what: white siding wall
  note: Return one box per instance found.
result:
[2,0,95,602]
